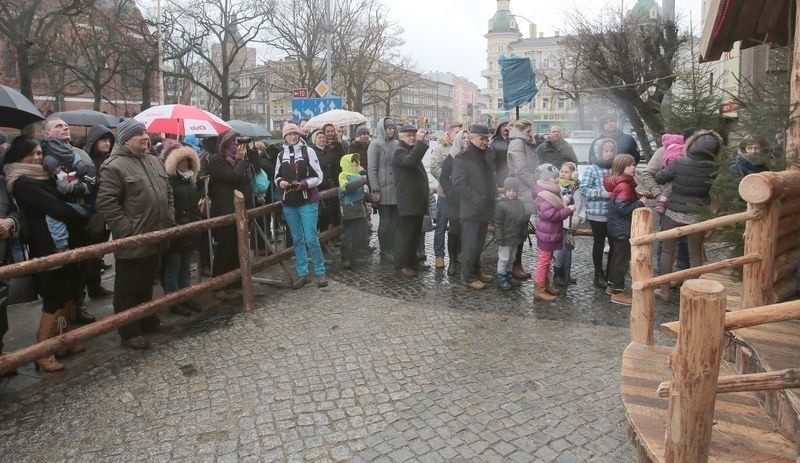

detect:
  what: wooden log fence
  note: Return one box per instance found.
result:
[630,207,655,345]
[628,209,759,246]
[664,279,727,463]
[660,299,800,338]
[0,189,342,376]
[657,368,800,397]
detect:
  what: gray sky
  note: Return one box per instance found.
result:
[386,0,704,86]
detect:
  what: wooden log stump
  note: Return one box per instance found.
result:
[234,191,255,312]
[742,202,778,309]
[630,208,655,345]
[664,279,726,463]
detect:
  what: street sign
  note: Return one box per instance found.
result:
[314,81,329,97]
[291,97,344,121]
[292,88,308,98]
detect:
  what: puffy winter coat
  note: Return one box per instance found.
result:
[367,117,399,205]
[493,194,528,246]
[534,180,573,251]
[164,146,201,252]
[603,174,643,240]
[505,127,538,214]
[655,131,720,215]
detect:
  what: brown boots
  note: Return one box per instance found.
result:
[33,302,86,373]
[34,313,64,372]
[533,283,557,301]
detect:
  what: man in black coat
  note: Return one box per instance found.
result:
[588,116,641,164]
[451,124,497,289]
[392,125,430,276]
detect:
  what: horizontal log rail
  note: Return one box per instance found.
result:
[0,188,339,281]
[657,368,800,397]
[660,299,800,338]
[631,254,761,290]
[0,225,342,376]
[629,209,760,246]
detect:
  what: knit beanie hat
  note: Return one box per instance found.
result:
[535,163,559,181]
[383,118,396,130]
[503,177,520,191]
[282,123,300,138]
[117,118,147,145]
[355,126,369,137]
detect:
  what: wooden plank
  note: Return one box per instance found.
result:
[621,343,798,462]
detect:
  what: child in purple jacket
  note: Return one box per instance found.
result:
[533,164,575,301]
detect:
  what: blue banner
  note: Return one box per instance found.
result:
[291,98,343,121]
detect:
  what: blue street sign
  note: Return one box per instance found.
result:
[291,97,343,121]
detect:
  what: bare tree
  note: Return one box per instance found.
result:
[0,0,94,100]
[162,0,272,119]
[369,60,421,117]
[562,6,685,159]
[52,0,140,110]
[261,0,327,93]
[330,0,405,113]
[545,48,590,130]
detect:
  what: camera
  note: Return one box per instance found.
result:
[236,136,253,145]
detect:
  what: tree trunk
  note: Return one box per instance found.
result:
[16,46,35,101]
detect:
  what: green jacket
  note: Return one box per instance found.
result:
[96,144,175,259]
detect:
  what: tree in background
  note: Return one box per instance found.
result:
[0,0,94,100]
[263,0,413,114]
[661,36,727,138]
[562,5,684,160]
[162,0,271,120]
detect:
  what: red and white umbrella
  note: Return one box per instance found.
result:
[133,104,232,136]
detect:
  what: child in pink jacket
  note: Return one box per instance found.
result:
[655,133,684,214]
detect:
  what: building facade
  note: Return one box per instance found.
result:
[481,0,583,134]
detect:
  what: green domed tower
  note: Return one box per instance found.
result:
[483,0,523,118]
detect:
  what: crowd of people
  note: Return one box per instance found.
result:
[0,111,776,374]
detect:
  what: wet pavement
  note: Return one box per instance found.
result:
[0,229,682,462]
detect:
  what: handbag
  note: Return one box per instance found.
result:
[250,168,270,196]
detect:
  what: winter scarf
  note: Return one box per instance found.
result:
[4,163,51,194]
[536,179,565,210]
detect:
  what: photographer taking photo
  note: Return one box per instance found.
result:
[207,130,255,280]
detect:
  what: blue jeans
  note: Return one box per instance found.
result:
[433,196,448,257]
[163,249,192,294]
[283,202,326,277]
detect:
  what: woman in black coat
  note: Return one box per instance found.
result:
[4,137,87,372]
[391,126,430,275]
[162,145,202,315]
[438,129,469,276]
[654,130,721,301]
[207,130,254,277]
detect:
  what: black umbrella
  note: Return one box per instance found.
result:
[0,84,45,129]
[52,109,118,127]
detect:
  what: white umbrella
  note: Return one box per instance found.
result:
[305,109,367,131]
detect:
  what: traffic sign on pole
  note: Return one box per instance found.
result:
[291,97,344,121]
[292,88,308,98]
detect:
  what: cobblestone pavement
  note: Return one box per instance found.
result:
[0,235,682,462]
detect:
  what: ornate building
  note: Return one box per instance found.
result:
[480,0,582,134]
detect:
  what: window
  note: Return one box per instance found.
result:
[497,45,504,54]
[497,98,503,109]
[497,79,503,89]
[543,98,549,109]
[557,99,565,109]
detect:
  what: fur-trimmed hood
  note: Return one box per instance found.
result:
[164,146,200,183]
[684,129,723,161]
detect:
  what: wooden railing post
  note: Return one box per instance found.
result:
[630,207,655,345]
[234,190,255,312]
[664,279,727,463]
[741,201,778,309]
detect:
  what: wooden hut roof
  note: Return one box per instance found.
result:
[700,0,793,62]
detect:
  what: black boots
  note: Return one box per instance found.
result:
[593,269,607,289]
[553,267,576,286]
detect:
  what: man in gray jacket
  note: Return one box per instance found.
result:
[96,119,175,350]
[367,117,399,261]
